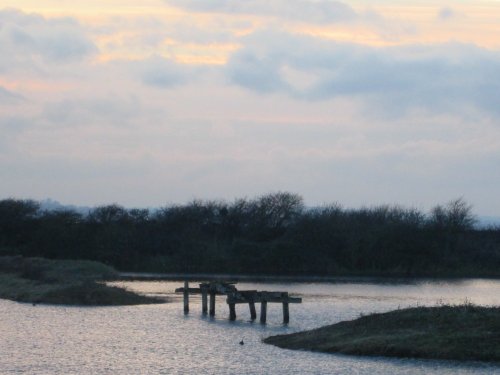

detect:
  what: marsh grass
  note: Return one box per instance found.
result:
[264,304,500,362]
[0,256,164,306]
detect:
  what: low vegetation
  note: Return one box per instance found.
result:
[264,304,500,363]
[0,256,164,305]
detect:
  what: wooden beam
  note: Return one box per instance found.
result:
[213,283,237,294]
[227,291,301,304]
[175,287,202,294]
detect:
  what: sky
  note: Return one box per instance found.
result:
[1,1,500,214]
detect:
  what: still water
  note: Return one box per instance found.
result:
[1,279,500,374]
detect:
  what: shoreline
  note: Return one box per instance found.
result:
[118,271,500,283]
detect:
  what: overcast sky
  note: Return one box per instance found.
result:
[1,1,499,214]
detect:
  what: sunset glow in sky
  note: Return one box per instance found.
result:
[1,1,500,214]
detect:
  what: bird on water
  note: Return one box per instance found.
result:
[239,340,244,345]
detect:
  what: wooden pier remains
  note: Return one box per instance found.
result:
[175,281,301,324]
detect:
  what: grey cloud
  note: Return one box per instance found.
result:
[0,86,24,104]
[225,31,500,116]
[128,55,198,88]
[42,96,142,128]
[227,49,287,92]
[166,0,410,43]
[437,7,455,20]
[0,115,33,152]
[167,0,356,24]
[0,9,96,73]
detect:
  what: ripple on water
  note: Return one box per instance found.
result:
[1,279,500,374]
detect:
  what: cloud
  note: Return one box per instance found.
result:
[1,5,499,214]
[0,114,35,154]
[226,49,286,93]
[164,22,235,45]
[166,0,357,24]
[41,96,142,128]
[437,7,455,20]
[225,31,500,116]
[133,55,194,88]
[0,86,24,104]
[0,9,96,73]
[2,68,500,213]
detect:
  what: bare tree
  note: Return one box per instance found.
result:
[429,198,476,231]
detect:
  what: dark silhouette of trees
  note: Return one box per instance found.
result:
[429,198,476,232]
[0,199,40,254]
[245,192,304,241]
[0,194,498,277]
[33,210,83,259]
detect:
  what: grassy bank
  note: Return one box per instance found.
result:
[0,256,165,305]
[264,305,500,363]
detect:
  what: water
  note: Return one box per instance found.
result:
[1,278,500,374]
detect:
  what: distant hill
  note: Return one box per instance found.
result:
[39,199,92,216]
[476,216,500,229]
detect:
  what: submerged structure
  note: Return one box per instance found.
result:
[175,281,302,324]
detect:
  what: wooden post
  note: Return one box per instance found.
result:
[249,302,257,320]
[201,287,208,314]
[283,302,289,324]
[229,303,236,321]
[260,301,267,324]
[183,281,189,314]
[209,291,216,316]
[282,292,289,324]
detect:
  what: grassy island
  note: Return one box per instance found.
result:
[264,305,500,363]
[0,256,165,306]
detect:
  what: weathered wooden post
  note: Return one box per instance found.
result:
[282,292,289,324]
[209,291,216,316]
[260,301,267,324]
[183,280,189,314]
[175,282,301,323]
[249,301,257,320]
[229,303,236,321]
[201,285,208,314]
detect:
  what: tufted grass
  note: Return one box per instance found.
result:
[264,304,500,363]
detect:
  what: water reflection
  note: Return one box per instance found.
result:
[1,278,499,374]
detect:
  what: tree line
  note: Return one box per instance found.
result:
[1,193,499,277]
